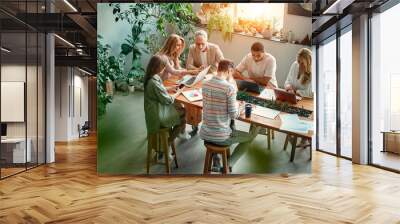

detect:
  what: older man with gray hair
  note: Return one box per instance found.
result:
[186,30,224,73]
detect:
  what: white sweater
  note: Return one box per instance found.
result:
[284,61,313,98]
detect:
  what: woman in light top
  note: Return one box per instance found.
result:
[284,48,313,98]
[157,34,199,80]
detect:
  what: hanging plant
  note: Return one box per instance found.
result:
[207,13,233,41]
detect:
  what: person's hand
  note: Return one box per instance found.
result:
[173,87,184,98]
[199,65,206,70]
[238,101,245,113]
[285,84,294,91]
[190,69,201,75]
[166,85,178,92]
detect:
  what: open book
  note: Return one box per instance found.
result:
[178,65,211,87]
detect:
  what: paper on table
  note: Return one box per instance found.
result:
[279,113,313,134]
[252,106,280,119]
[182,89,202,102]
[259,88,275,100]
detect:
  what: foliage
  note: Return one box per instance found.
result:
[109,3,197,83]
[207,13,234,41]
[97,35,125,117]
[236,91,313,117]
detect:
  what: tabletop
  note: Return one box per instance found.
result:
[164,75,314,139]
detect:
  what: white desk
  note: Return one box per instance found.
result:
[1,138,31,163]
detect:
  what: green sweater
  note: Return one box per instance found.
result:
[144,74,180,134]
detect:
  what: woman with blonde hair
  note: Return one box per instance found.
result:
[284,48,313,148]
[284,48,313,98]
[157,34,199,80]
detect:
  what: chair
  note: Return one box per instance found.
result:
[203,142,230,174]
[78,121,90,138]
[146,128,178,174]
[283,135,312,161]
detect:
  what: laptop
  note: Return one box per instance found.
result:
[274,88,302,104]
[178,65,211,87]
[236,80,265,94]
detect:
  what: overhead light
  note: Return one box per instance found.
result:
[1,47,11,53]
[63,0,78,12]
[54,34,75,48]
[78,67,92,76]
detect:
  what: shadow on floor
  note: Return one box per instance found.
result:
[98,91,311,175]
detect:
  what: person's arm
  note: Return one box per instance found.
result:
[186,47,198,70]
[284,62,297,92]
[227,74,238,92]
[173,57,182,70]
[227,85,239,119]
[210,45,224,73]
[263,56,277,88]
[152,79,175,105]
[234,55,252,81]
[296,82,313,98]
[252,77,271,86]
[233,70,248,80]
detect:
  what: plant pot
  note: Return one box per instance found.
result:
[106,79,113,96]
[128,85,135,93]
[262,28,272,39]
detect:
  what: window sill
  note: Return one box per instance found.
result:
[196,24,311,47]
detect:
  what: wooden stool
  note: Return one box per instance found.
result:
[203,143,230,174]
[146,128,178,174]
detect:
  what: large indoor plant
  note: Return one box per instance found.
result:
[97,35,125,116]
[110,3,197,88]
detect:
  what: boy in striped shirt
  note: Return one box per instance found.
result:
[200,59,260,172]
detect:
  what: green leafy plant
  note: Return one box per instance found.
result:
[236,91,313,117]
[207,13,233,41]
[110,3,197,86]
[97,35,125,117]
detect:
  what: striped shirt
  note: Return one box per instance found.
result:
[200,76,239,142]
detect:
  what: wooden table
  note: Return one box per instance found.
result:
[164,75,314,162]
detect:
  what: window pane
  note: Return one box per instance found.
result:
[318,37,337,154]
[340,28,352,158]
[371,3,400,171]
[1,31,28,177]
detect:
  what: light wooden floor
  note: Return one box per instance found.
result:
[0,135,400,223]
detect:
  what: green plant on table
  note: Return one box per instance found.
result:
[236,91,312,117]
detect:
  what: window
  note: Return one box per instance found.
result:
[340,27,352,158]
[317,36,337,155]
[234,3,284,32]
[371,2,400,171]
[199,3,285,37]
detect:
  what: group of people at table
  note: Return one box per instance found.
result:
[144,30,312,172]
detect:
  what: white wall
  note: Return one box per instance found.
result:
[55,67,89,141]
[97,3,312,86]
[283,5,312,44]
[208,29,309,87]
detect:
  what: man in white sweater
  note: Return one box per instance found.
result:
[234,42,278,88]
